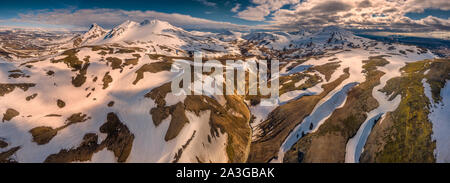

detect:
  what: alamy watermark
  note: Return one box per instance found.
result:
[170,52,279,106]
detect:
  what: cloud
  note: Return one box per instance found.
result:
[236,0,299,21]
[6,8,249,31]
[405,0,450,12]
[261,0,450,32]
[237,6,272,21]
[2,0,449,33]
[195,0,217,7]
[416,16,450,30]
[357,0,372,8]
[312,1,353,13]
[231,3,241,13]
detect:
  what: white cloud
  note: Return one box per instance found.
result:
[259,0,450,32]
[6,8,249,31]
[236,0,299,21]
[195,0,217,7]
[405,0,450,12]
[237,6,272,21]
[1,0,449,33]
[231,3,241,13]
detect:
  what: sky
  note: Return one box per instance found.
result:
[0,0,449,33]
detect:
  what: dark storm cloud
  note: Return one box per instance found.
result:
[312,1,353,13]
[357,0,372,8]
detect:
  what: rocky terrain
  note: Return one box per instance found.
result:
[0,20,449,163]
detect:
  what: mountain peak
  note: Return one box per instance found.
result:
[87,23,106,35]
[117,20,139,28]
[139,19,175,30]
[103,20,138,39]
[102,19,182,41]
[140,19,151,26]
[73,23,107,46]
[89,23,101,30]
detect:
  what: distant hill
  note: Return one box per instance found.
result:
[357,34,450,57]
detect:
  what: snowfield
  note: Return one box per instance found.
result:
[425,80,450,163]
[1,19,448,163]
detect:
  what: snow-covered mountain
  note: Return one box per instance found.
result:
[81,24,108,44]
[243,26,366,51]
[1,20,449,163]
[98,20,240,57]
[38,23,108,52]
[102,20,182,42]
[217,30,243,42]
